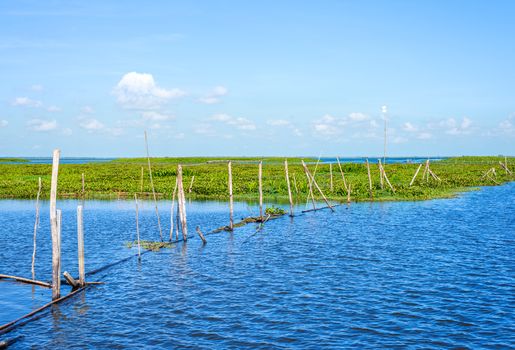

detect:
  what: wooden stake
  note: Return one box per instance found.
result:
[54,208,62,300]
[195,226,207,244]
[422,159,430,182]
[177,165,188,240]
[170,177,178,241]
[347,183,351,203]
[63,271,79,289]
[366,158,373,198]
[31,177,42,280]
[378,159,384,190]
[258,161,263,220]
[292,173,299,194]
[284,159,294,217]
[304,159,318,210]
[81,173,85,197]
[188,175,195,193]
[144,131,163,242]
[382,169,396,192]
[134,194,141,261]
[336,157,348,193]
[301,161,334,212]
[228,161,234,230]
[409,164,423,186]
[0,274,51,288]
[329,163,333,192]
[77,205,85,286]
[50,149,60,300]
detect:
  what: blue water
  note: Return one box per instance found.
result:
[0,184,514,348]
[0,157,116,165]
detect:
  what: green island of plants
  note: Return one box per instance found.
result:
[0,156,512,203]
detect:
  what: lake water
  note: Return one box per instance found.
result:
[0,183,514,348]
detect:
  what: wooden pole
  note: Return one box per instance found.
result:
[301,161,334,211]
[54,208,62,300]
[409,163,423,186]
[505,156,509,174]
[144,131,163,241]
[284,159,294,217]
[188,175,195,193]
[383,169,395,192]
[77,205,85,286]
[0,274,51,288]
[134,194,141,261]
[366,158,373,198]
[258,161,263,220]
[347,183,351,203]
[304,159,318,210]
[422,159,430,182]
[50,149,60,300]
[195,226,207,244]
[228,161,234,230]
[292,173,299,194]
[31,177,42,280]
[140,167,144,192]
[177,165,188,240]
[170,177,178,241]
[336,157,348,193]
[63,271,79,289]
[329,163,333,192]
[378,159,384,189]
[81,173,85,197]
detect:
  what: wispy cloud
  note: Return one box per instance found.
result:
[12,97,42,107]
[199,86,228,104]
[209,113,256,130]
[27,119,57,131]
[113,72,185,109]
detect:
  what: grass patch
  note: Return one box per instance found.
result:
[125,240,175,251]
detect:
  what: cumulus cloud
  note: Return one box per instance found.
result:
[199,86,228,104]
[27,119,57,131]
[439,117,473,135]
[12,97,42,107]
[209,113,256,130]
[0,120,8,127]
[113,72,185,109]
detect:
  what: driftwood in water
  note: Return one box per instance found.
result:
[0,274,51,288]
[301,204,340,213]
[211,213,286,233]
[144,131,163,242]
[50,149,60,300]
[195,226,207,244]
[63,271,79,289]
[31,177,42,280]
[0,335,22,348]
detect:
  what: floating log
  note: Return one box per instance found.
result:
[50,149,60,300]
[211,213,286,233]
[31,177,42,280]
[144,131,163,242]
[228,161,234,230]
[0,335,22,348]
[63,271,79,289]
[302,204,341,213]
[195,226,207,244]
[284,159,294,217]
[0,274,51,288]
[409,163,423,186]
[301,161,334,212]
[77,205,85,286]
[258,161,263,220]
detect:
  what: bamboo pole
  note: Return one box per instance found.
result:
[77,205,85,286]
[305,157,320,208]
[188,175,195,193]
[258,161,263,220]
[134,194,141,261]
[195,226,207,244]
[170,177,178,241]
[505,156,509,174]
[50,149,60,300]
[422,159,430,182]
[292,173,299,194]
[284,159,294,217]
[54,209,62,300]
[347,183,351,203]
[383,169,395,192]
[177,165,188,240]
[409,164,423,186]
[228,161,234,230]
[31,177,42,280]
[329,163,333,192]
[0,274,51,288]
[366,158,373,198]
[81,173,85,197]
[301,161,334,212]
[144,131,163,242]
[378,159,384,189]
[336,157,348,193]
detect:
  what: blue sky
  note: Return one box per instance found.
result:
[0,0,514,157]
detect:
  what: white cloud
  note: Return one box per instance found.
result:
[0,120,8,127]
[348,112,369,122]
[113,72,185,109]
[142,111,174,121]
[440,117,473,135]
[79,118,105,131]
[402,122,418,132]
[209,113,256,130]
[46,105,61,112]
[12,97,42,107]
[27,119,57,131]
[199,85,228,104]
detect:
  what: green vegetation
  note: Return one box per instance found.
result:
[125,240,174,251]
[265,206,287,215]
[0,156,512,202]
[0,157,28,163]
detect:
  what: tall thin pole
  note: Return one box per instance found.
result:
[50,149,60,300]
[144,131,163,241]
[170,177,178,241]
[31,177,42,280]
[284,159,294,217]
[228,161,234,230]
[177,165,188,240]
[134,194,141,261]
[258,161,263,220]
[77,205,85,286]
[329,163,333,192]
